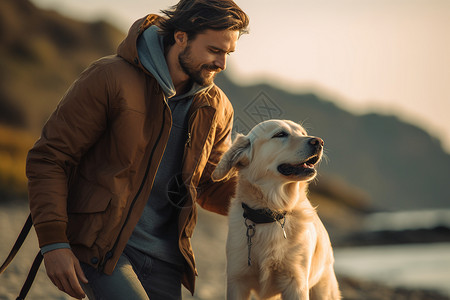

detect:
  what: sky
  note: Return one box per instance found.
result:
[31,0,450,152]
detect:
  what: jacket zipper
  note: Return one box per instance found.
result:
[99,104,168,271]
[179,104,212,273]
[185,132,191,148]
[182,105,209,160]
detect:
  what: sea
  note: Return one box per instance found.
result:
[334,209,450,297]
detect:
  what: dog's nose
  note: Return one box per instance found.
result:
[309,137,324,148]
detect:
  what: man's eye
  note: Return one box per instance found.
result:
[272,131,288,138]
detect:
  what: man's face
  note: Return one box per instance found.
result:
[178,29,239,86]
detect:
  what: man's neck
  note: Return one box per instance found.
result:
[165,45,190,96]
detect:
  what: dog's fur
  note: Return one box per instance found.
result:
[212,120,341,300]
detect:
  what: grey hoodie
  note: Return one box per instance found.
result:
[127,26,208,265]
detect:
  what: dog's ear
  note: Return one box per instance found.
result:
[212,134,251,181]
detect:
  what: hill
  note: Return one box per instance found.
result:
[215,75,450,210]
[2,0,450,212]
[0,0,124,196]
[0,0,124,132]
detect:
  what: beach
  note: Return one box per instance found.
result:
[1,202,448,300]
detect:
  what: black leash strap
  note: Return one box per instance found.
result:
[0,213,43,300]
[16,251,43,300]
[0,213,33,274]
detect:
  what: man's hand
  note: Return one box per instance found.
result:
[43,248,88,299]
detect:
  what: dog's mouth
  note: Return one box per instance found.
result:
[277,155,320,178]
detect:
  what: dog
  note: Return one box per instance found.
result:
[212,119,341,300]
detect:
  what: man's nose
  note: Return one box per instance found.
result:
[214,54,227,71]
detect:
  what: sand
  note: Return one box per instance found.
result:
[1,202,448,300]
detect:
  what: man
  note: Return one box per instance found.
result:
[26,0,249,299]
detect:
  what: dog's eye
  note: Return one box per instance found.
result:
[272,131,289,138]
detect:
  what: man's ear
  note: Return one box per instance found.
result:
[174,31,188,47]
[212,134,251,182]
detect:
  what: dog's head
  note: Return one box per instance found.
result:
[212,120,324,185]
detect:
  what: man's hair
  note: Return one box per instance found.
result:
[158,0,249,46]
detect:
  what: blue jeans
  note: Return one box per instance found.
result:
[80,245,183,300]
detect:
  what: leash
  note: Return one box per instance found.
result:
[16,251,43,300]
[244,218,256,266]
[242,203,287,266]
[0,214,32,273]
[0,213,43,299]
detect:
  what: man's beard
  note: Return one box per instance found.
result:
[178,45,221,87]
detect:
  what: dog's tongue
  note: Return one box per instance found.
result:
[304,162,314,168]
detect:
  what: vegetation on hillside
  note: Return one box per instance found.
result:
[0,0,125,133]
[0,126,36,199]
[0,0,124,201]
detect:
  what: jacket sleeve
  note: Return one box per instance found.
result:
[26,61,112,247]
[196,100,237,215]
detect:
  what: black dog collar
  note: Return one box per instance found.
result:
[241,202,286,224]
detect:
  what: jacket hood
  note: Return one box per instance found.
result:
[117,14,162,75]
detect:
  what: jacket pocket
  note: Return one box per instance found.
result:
[68,176,112,213]
[67,178,113,248]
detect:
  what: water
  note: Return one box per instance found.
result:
[364,209,450,231]
[337,208,450,296]
[334,242,450,297]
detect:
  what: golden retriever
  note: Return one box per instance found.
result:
[212,119,341,300]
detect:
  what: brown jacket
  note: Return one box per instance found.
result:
[26,15,236,293]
